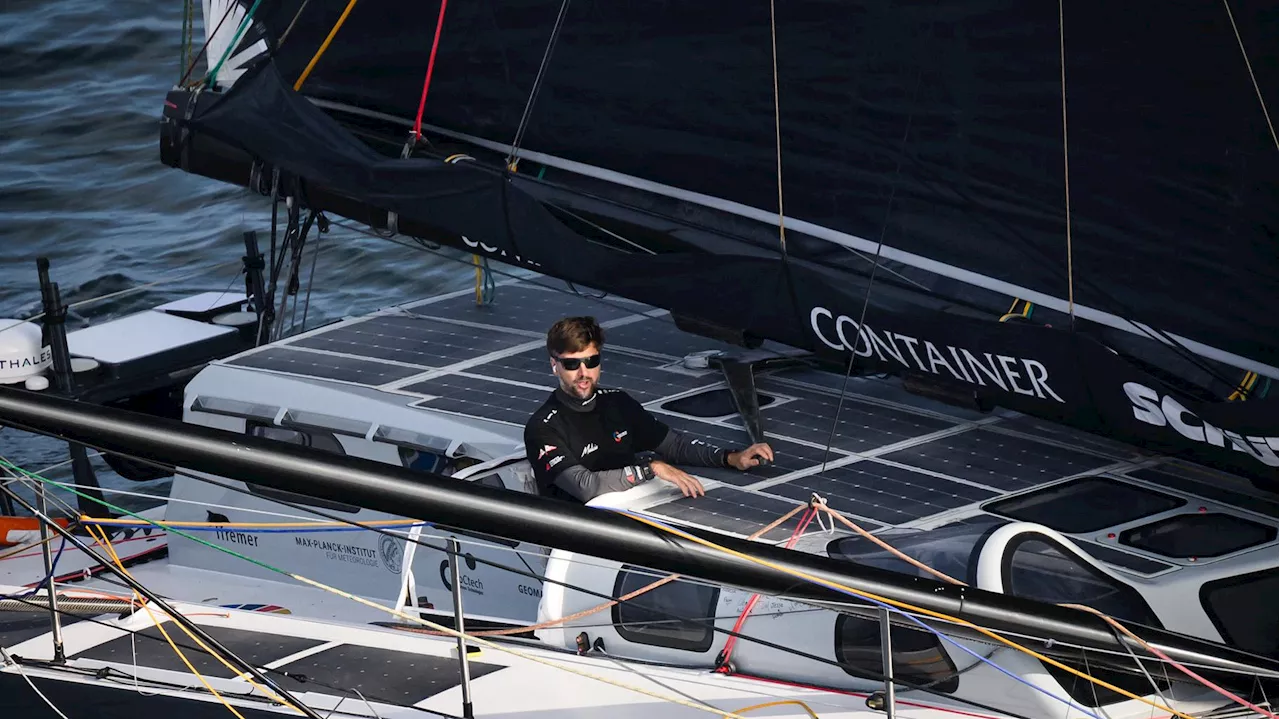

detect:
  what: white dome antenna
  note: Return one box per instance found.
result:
[0,318,52,386]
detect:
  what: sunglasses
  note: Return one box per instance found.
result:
[555,353,601,371]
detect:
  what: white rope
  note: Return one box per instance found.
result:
[0,646,73,718]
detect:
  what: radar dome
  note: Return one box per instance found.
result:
[0,319,52,385]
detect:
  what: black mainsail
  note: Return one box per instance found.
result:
[160,0,1277,486]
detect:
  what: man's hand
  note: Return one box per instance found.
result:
[650,460,706,498]
[728,442,774,470]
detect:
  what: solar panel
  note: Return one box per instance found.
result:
[878,428,1111,492]
[226,347,423,385]
[644,486,811,543]
[994,415,1139,459]
[768,368,989,421]
[409,374,551,425]
[290,315,527,368]
[423,283,637,333]
[653,414,850,487]
[1126,467,1278,517]
[727,380,958,454]
[602,315,745,360]
[759,460,996,526]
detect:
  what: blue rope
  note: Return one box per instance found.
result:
[2,535,67,600]
[611,509,1104,719]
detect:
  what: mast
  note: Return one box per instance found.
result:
[0,384,1273,685]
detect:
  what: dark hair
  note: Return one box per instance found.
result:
[547,316,604,357]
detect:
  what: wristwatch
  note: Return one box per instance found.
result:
[640,461,656,481]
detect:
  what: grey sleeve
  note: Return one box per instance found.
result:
[654,429,729,468]
[554,463,651,502]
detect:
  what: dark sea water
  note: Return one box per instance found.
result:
[0,0,474,514]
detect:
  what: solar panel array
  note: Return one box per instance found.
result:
[221,281,1134,537]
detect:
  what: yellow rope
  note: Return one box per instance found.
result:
[726,699,819,718]
[293,0,360,91]
[768,0,786,255]
[87,526,251,719]
[83,515,752,718]
[621,511,1195,719]
[89,526,305,716]
[474,254,483,304]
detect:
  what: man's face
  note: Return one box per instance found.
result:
[552,343,602,400]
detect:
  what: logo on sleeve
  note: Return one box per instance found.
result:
[613,430,628,442]
[538,445,557,459]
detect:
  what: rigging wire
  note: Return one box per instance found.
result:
[180,0,237,86]
[0,456,1037,719]
[506,0,572,171]
[819,66,922,475]
[768,0,787,258]
[1057,0,1075,326]
[1218,0,1278,147]
[1,481,755,719]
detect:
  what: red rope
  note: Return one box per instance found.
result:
[715,506,816,673]
[412,0,450,140]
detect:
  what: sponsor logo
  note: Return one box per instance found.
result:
[461,235,541,269]
[581,443,598,457]
[613,430,628,442]
[295,536,380,568]
[542,409,557,423]
[0,346,52,380]
[810,307,1064,403]
[538,444,557,458]
[439,557,485,595]
[1124,382,1278,467]
[546,455,564,470]
[214,528,260,547]
[518,584,543,598]
[379,534,404,574]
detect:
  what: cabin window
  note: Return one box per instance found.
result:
[1200,569,1278,658]
[611,566,718,652]
[245,422,361,513]
[397,447,485,477]
[833,614,958,693]
[1003,535,1159,626]
[1119,512,1276,559]
[984,477,1184,533]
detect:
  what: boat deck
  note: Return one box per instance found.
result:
[214,277,1276,572]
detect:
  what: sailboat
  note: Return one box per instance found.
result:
[1,0,1275,717]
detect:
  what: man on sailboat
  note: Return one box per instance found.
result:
[524,316,775,503]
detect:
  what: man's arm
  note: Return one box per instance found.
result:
[653,430,731,468]
[552,463,651,502]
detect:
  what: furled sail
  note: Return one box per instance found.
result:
[162,0,1277,486]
